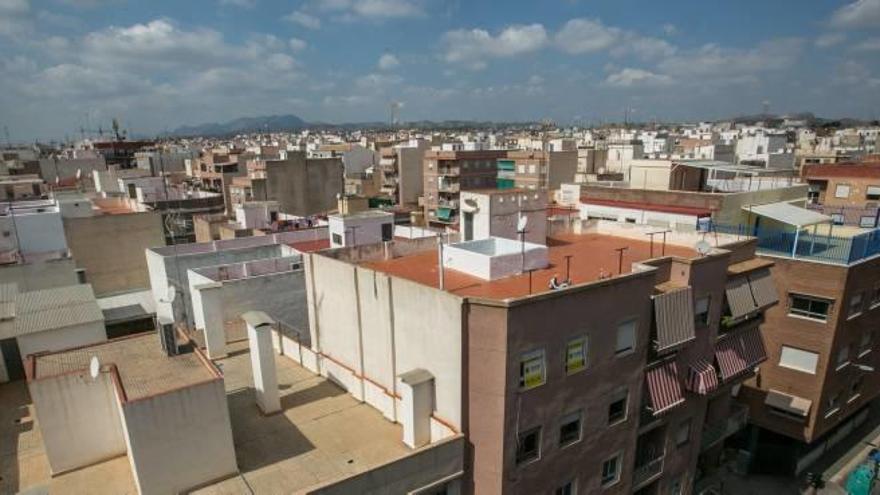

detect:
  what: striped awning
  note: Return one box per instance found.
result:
[715,326,768,381]
[645,360,685,415]
[653,287,697,353]
[686,359,719,395]
[747,269,778,309]
[725,276,757,319]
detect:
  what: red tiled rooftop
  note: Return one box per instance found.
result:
[287,238,330,253]
[362,233,695,300]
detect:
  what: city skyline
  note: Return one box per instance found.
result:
[1,0,880,140]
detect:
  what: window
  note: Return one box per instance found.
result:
[559,411,582,447]
[381,222,393,241]
[851,376,864,400]
[675,420,691,447]
[848,292,864,319]
[835,184,851,198]
[825,392,841,417]
[867,185,880,201]
[831,213,845,225]
[779,346,819,374]
[555,480,576,495]
[515,427,541,465]
[836,345,850,370]
[601,453,622,487]
[519,349,545,390]
[528,164,537,174]
[332,233,343,245]
[695,295,711,326]
[789,294,832,322]
[518,165,526,174]
[607,390,628,425]
[565,337,587,374]
[615,319,637,355]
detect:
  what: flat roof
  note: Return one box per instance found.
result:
[803,162,880,179]
[196,341,413,494]
[362,233,696,300]
[288,238,330,252]
[32,333,217,401]
[744,201,831,227]
[0,284,104,339]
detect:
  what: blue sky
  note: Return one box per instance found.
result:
[1,0,880,140]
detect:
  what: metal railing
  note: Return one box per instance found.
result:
[632,454,664,488]
[701,403,749,451]
[710,223,880,265]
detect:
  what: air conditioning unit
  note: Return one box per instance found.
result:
[156,318,178,357]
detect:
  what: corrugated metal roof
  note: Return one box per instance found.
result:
[743,202,831,227]
[0,284,104,339]
[653,287,696,352]
[0,282,18,302]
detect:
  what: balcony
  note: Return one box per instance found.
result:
[438,166,461,177]
[438,182,460,193]
[438,199,459,209]
[700,402,749,451]
[632,454,664,489]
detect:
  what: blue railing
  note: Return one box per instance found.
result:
[708,223,880,265]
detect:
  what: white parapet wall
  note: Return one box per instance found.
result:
[442,237,548,280]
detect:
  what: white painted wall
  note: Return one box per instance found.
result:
[578,202,700,231]
[28,371,127,474]
[17,322,107,360]
[0,209,67,255]
[120,379,237,495]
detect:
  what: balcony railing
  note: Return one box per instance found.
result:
[632,455,664,488]
[700,403,749,451]
[438,166,460,176]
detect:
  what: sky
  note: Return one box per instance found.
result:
[1,0,880,141]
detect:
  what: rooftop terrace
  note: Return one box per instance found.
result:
[363,232,697,300]
[32,333,216,401]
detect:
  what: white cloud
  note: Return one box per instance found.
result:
[830,0,880,29]
[832,60,880,87]
[527,75,544,86]
[662,23,678,36]
[441,24,548,69]
[378,53,399,70]
[355,72,402,89]
[288,37,307,52]
[284,10,321,29]
[604,68,671,87]
[300,0,423,23]
[815,33,846,48]
[659,38,804,80]
[852,36,880,51]
[0,0,29,14]
[219,0,256,7]
[555,18,675,58]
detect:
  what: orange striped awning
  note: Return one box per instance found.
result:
[645,360,685,415]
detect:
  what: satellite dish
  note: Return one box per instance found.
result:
[517,215,528,232]
[695,240,711,256]
[89,356,100,379]
[462,198,479,213]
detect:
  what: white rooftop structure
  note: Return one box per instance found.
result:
[744,201,832,228]
[443,236,549,281]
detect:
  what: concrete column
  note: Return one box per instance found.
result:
[196,283,226,359]
[398,369,434,448]
[244,311,280,415]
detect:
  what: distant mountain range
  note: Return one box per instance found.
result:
[169,114,542,137]
[168,112,879,137]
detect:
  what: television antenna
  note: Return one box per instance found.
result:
[517,215,529,272]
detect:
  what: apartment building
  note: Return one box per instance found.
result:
[302,195,774,494]
[377,139,429,206]
[423,149,507,226]
[803,162,880,227]
[499,150,578,191]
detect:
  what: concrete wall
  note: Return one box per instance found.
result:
[0,209,67,255]
[306,253,464,433]
[398,143,428,206]
[147,243,284,327]
[266,154,344,216]
[64,212,165,296]
[310,435,464,495]
[17,322,107,360]
[0,258,79,291]
[28,371,127,474]
[120,379,237,495]
[38,157,107,182]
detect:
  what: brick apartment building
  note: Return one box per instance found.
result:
[302,190,778,494]
[423,150,507,226]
